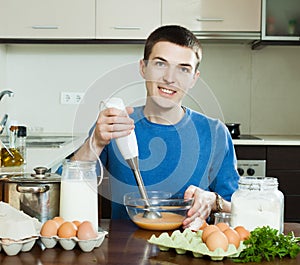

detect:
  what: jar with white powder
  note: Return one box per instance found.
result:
[231,177,284,233]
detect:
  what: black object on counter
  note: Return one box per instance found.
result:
[225,123,241,139]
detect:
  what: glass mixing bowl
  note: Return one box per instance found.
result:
[124,191,193,231]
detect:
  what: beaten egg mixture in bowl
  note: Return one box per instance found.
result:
[124,191,193,231]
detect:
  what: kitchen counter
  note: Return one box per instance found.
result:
[0,133,86,175]
[1,134,300,176]
[233,135,300,146]
[0,220,299,265]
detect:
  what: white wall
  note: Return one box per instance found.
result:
[2,43,300,135]
[0,45,8,116]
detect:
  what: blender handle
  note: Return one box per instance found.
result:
[17,184,50,194]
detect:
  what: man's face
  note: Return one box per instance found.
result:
[140,41,200,108]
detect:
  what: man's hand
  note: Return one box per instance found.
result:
[182,185,216,228]
[92,106,135,150]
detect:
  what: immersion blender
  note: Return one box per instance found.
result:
[103,98,161,219]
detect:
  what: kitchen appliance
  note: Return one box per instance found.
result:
[225,123,263,141]
[237,160,266,177]
[1,167,60,223]
[234,135,262,140]
[103,98,161,219]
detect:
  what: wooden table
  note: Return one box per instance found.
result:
[0,220,299,265]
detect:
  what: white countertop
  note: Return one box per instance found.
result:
[1,134,300,176]
[233,135,300,146]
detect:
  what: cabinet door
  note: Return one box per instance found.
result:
[96,0,161,39]
[262,0,300,40]
[267,146,300,222]
[0,0,95,38]
[162,0,261,32]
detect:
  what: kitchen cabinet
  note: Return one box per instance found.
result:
[235,145,266,160]
[162,0,261,34]
[0,0,95,39]
[234,145,300,222]
[267,146,300,223]
[262,0,300,41]
[96,0,161,39]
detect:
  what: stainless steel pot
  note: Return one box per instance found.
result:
[1,167,61,223]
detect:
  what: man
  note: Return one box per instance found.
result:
[72,25,239,228]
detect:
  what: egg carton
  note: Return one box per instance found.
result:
[0,202,41,240]
[0,237,38,256]
[40,231,108,252]
[148,229,245,261]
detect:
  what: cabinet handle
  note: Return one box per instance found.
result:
[113,26,141,30]
[32,25,59,29]
[196,18,224,22]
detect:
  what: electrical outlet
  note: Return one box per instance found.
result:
[61,92,84,104]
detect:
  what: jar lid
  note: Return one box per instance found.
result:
[17,126,27,137]
[238,176,278,190]
[63,159,96,170]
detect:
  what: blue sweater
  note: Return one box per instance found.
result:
[97,106,240,219]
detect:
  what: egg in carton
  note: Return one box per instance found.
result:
[0,202,41,256]
[148,229,246,261]
[40,231,108,252]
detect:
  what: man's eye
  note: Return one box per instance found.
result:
[180,67,191,73]
[155,61,166,67]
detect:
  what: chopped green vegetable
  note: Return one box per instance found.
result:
[233,226,300,263]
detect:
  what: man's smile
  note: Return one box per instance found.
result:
[158,86,177,95]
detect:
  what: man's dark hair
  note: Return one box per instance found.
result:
[144,25,202,70]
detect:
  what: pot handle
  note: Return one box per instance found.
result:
[16,184,50,194]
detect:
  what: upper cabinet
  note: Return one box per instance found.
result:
[262,0,300,41]
[96,0,161,39]
[162,0,261,39]
[0,0,263,41]
[0,0,95,39]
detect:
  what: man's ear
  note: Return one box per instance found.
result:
[139,59,146,79]
[190,70,200,89]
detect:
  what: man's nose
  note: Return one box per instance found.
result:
[163,66,176,84]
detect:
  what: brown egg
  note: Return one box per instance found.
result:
[77,221,98,240]
[223,228,240,248]
[234,226,250,241]
[206,230,229,251]
[57,221,77,238]
[72,220,82,229]
[199,220,208,230]
[216,222,230,232]
[201,225,220,243]
[40,220,59,237]
[52,216,65,227]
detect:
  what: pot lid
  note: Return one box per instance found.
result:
[4,166,61,183]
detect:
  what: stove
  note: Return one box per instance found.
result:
[233,134,262,140]
[237,160,266,177]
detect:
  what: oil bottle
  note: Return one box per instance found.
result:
[1,125,24,167]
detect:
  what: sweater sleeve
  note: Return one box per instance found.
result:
[208,120,240,201]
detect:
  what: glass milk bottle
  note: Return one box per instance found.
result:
[231,177,284,233]
[60,160,98,230]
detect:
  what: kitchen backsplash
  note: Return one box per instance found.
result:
[0,43,299,136]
